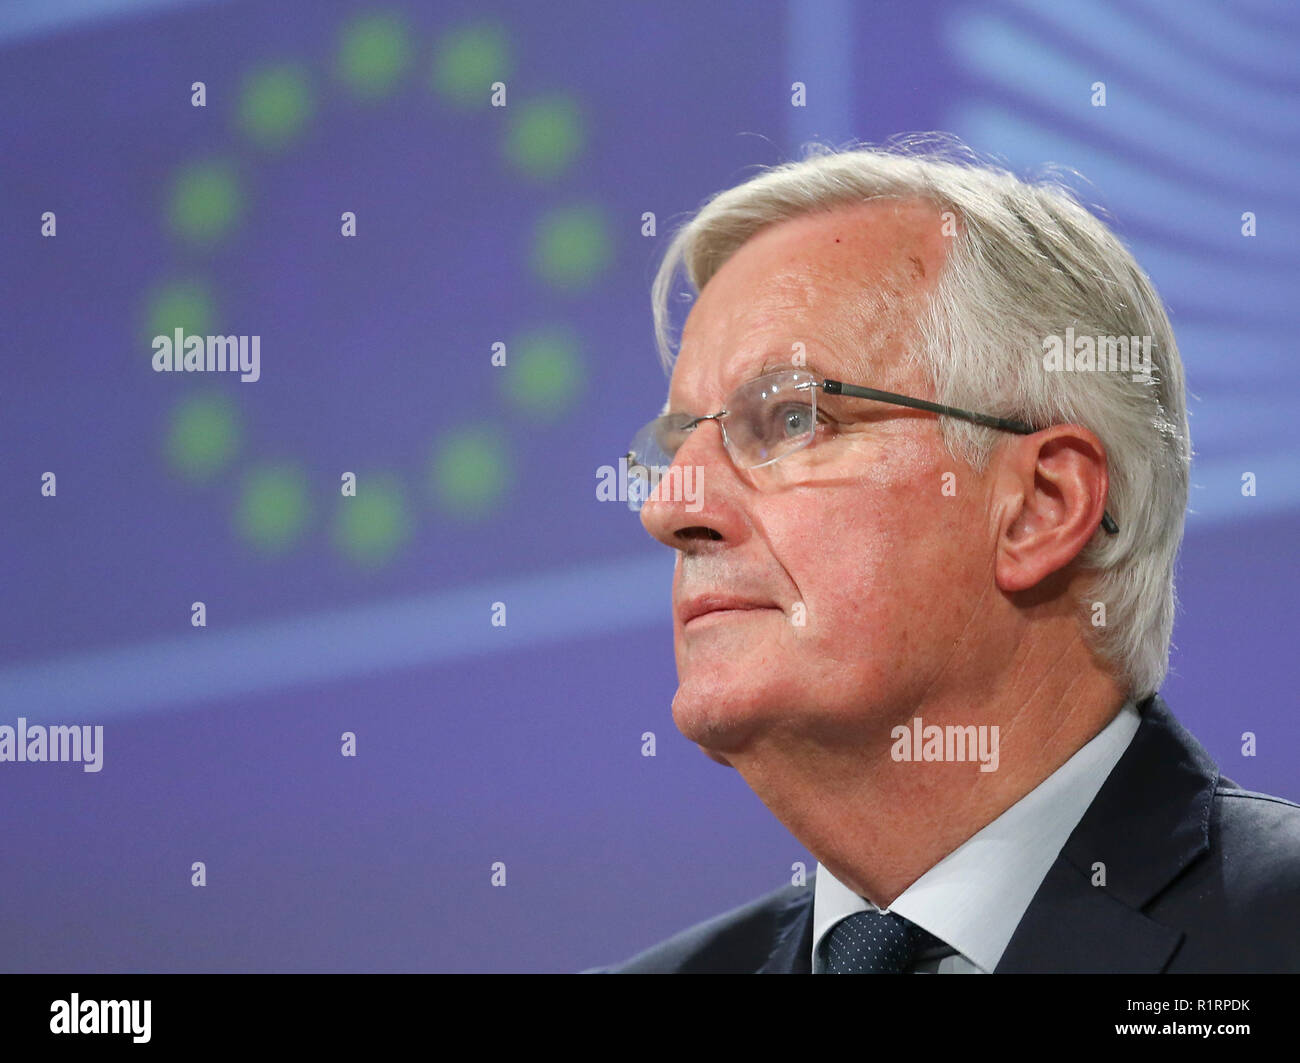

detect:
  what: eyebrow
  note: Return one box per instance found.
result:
[660,360,840,417]
[762,359,832,379]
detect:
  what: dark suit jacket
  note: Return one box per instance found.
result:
[588,695,1300,973]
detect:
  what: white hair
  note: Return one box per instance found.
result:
[650,135,1190,701]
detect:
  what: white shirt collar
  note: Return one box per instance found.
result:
[812,700,1141,973]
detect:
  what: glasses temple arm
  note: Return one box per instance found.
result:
[820,379,1118,535]
[821,379,1036,433]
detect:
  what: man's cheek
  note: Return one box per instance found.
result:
[798,581,874,646]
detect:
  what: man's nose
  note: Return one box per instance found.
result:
[638,417,747,549]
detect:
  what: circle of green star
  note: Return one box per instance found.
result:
[333,473,412,565]
[238,64,314,149]
[339,11,413,99]
[430,426,512,518]
[164,393,241,481]
[432,22,512,108]
[167,161,242,245]
[236,463,311,551]
[501,325,585,420]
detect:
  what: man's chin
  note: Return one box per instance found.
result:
[670,683,767,761]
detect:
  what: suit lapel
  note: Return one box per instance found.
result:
[757,886,816,973]
[993,858,1184,972]
[753,697,1217,974]
[995,695,1218,973]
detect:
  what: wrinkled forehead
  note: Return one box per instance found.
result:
[663,202,947,414]
[664,201,949,407]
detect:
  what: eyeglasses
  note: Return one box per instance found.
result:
[627,368,1118,534]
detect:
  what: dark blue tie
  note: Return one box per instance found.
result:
[822,909,945,973]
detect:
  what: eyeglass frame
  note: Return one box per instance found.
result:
[627,370,1119,535]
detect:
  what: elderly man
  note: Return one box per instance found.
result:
[590,142,1300,974]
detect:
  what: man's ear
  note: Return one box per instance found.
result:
[994,426,1111,594]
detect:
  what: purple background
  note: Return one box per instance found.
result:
[1,0,1296,971]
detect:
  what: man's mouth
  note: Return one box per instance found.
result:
[679,595,778,626]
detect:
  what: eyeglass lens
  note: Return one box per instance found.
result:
[629,371,818,472]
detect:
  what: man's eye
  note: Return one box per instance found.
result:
[768,404,822,440]
[764,404,802,438]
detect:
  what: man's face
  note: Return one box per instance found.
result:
[640,199,1002,762]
